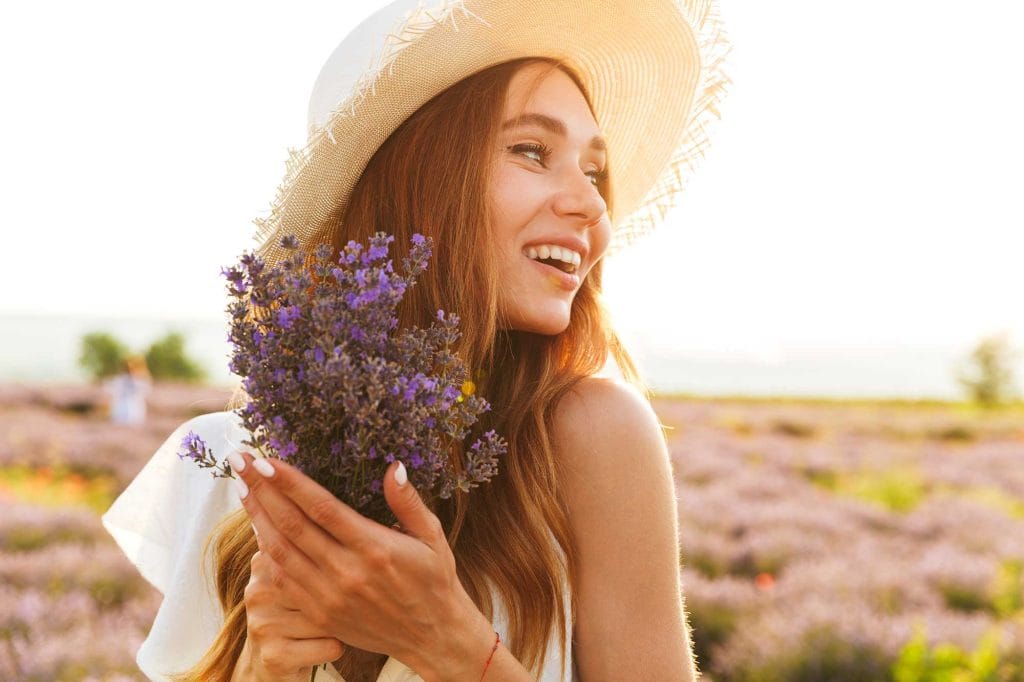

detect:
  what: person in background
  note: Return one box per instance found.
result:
[105,355,152,425]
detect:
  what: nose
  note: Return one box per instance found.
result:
[551,166,607,225]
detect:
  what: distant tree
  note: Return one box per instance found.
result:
[144,331,207,383]
[955,332,1021,408]
[78,332,130,381]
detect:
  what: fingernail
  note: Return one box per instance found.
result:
[234,475,249,499]
[395,460,407,486]
[251,523,259,537]
[227,452,245,473]
[252,457,275,478]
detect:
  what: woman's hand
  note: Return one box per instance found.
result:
[237,547,345,681]
[230,452,496,682]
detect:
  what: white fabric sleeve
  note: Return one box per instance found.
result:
[102,411,248,681]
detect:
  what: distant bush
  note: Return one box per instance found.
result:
[847,467,928,514]
[716,415,754,436]
[143,331,206,383]
[770,419,816,438]
[804,466,927,514]
[928,425,977,442]
[715,615,896,682]
[939,581,993,614]
[892,624,1012,682]
[77,332,129,381]
[0,503,108,552]
[688,599,743,671]
[991,559,1024,618]
[77,329,208,384]
[956,332,1022,408]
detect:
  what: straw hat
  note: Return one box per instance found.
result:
[253,0,731,266]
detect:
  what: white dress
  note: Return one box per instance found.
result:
[102,411,575,681]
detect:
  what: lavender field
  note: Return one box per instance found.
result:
[0,382,233,680]
[1,383,1022,680]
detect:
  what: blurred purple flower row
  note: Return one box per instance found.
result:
[662,398,1024,679]
[2,385,1022,678]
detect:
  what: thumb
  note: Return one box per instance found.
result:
[383,460,441,546]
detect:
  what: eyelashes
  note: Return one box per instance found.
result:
[507,142,607,187]
[509,142,550,164]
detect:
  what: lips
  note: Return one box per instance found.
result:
[524,252,580,292]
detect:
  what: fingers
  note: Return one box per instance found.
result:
[238,453,374,552]
[382,460,446,549]
[234,453,327,590]
[246,551,347,665]
[247,599,335,641]
[252,612,341,645]
[254,637,346,679]
[248,549,310,614]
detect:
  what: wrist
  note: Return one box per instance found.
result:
[414,605,497,682]
[234,635,305,682]
[232,637,255,682]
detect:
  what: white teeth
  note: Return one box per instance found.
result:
[522,243,582,273]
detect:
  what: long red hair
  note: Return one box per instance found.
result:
[178,57,647,681]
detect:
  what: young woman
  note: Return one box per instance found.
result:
[102,2,730,680]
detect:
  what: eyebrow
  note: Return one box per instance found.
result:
[501,113,607,152]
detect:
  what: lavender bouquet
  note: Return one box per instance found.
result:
[178,232,506,528]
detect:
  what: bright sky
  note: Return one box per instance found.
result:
[2,1,1022,363]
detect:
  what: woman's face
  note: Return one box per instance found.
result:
[490,62,612,335]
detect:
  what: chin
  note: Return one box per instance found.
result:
[512,313,571,336]
[499,294,575,335]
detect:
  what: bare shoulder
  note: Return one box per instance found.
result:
[551,377,696,681]
[551,375,668,477]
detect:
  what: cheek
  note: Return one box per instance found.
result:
[489,169,538,256]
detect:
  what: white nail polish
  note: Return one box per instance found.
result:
[234,475,249,499]
[395,461,407,486]
[227,452,245,473]
[252,458,275,478]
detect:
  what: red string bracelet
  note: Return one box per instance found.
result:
[479,630,500,681]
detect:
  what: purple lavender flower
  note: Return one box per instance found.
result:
[176,431,231,478]
[180,232,507,527]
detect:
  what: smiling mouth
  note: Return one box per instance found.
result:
[523,254,581,292]
[523,253,577,274]
[538,258,575,274]
[522,252,580,274]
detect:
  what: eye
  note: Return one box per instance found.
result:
[508,142,549,165]
[586,168,608,187]
[509,142,608,190]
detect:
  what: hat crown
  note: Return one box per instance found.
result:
[307,0,445,136]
